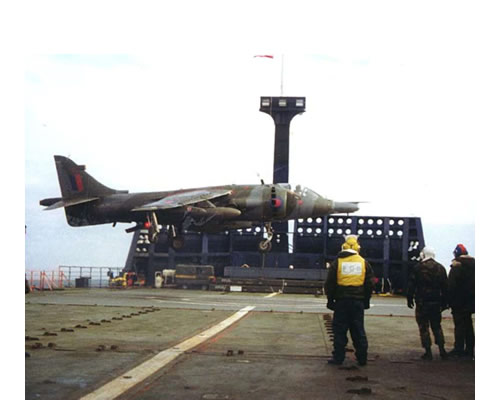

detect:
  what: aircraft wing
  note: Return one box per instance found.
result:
[131,189,232,212]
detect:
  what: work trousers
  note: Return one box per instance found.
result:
[452,308,475,355]
[415,302,445,349]
[332,298,368,363]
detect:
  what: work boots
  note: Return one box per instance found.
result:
[464,348,474,360]
[421,345,447,361]
[448,348,466,358]
[421,346,433,361]
[439,345,448,360]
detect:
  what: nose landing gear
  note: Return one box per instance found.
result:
[258,222,274,253]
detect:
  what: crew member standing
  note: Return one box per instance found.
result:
[407,246,448,360]
[324,236,374,366]
[448,244,475,358]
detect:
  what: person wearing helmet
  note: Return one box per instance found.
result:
[324,235,374,366]
[448,244,475,359]
[407,246,449,360]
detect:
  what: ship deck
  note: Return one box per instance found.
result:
[25,288,474,400]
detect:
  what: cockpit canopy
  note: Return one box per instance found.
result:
[294,185,321,200]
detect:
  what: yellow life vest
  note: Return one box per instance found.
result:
[337,253,366,287]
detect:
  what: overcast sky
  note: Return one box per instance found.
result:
[17,1,498,271]
[7,2,498,394]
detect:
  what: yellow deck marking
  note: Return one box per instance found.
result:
[80,305,255,400]
[265,292,279,298]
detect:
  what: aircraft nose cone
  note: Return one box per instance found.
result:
[313,198,335,217]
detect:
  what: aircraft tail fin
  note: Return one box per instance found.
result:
[53,155,124,200]
[40,156,128,227]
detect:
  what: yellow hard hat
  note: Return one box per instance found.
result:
[342,235,361,252]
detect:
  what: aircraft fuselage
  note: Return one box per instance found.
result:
[64,184,335,230]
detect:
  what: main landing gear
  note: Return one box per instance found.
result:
[142,213,182,249]
[168,225,185,250]
[126,213,185,250]
[149,215,185,250]
[145,212,160,243]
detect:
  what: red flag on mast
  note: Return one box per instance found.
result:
[254,55,274,59]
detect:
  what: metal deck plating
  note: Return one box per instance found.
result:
[26,289,474,400]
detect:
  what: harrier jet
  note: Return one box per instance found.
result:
[40,156,359,252]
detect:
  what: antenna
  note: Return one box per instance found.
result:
[256,172,265,185]
[280,54,284,96]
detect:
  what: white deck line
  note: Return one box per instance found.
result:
[264,292,279,298]
[80,305,255,400]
